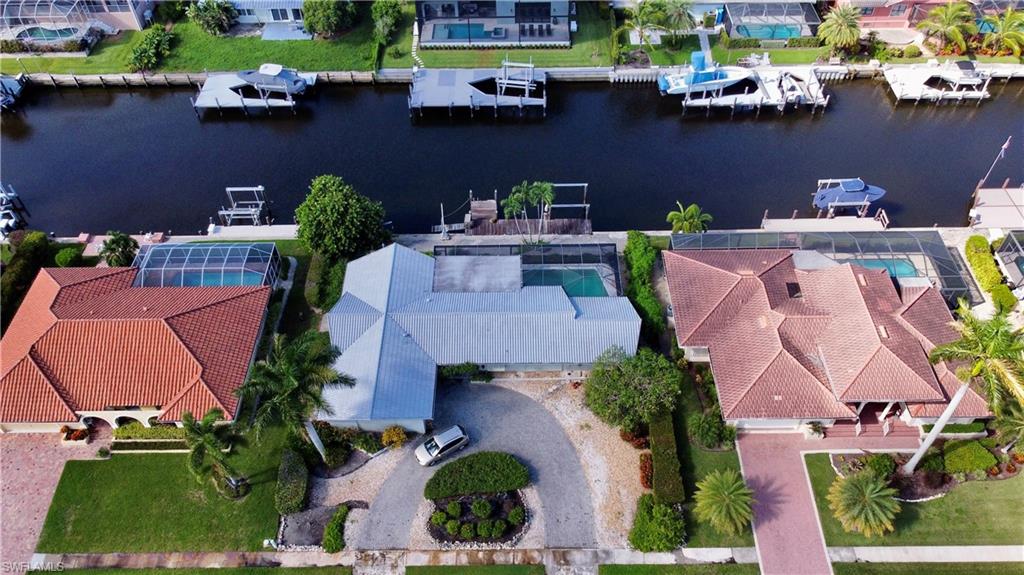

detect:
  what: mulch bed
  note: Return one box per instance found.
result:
[830,451,1021,501]
[426,490,525,545]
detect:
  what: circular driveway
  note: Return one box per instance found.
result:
[352,381,597,550]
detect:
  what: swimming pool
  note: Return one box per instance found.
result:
[432,23,492,40]
[17,27,79,41]
[735,24,802,40]
[850,258,919,278]
[522,268,609,297]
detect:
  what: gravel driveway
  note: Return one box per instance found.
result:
[352,381,597,550]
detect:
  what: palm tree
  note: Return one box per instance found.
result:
[827,470,900,538]
[666,201,713,233]
[237,331,352,440]
[982,7,1024,57]
[994,402,1024,453]
[916,1,978,52]
[818,6,862,53]
[183,408,243,491]
[663,0,696,47]
[527,181,556,235]
[902,301,1024,474]
[98,230,139,267]
[501,185,529,243]
[693,469,755,536]
[617,0,668,56]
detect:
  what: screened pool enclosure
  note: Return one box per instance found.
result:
[724,2,820,39]
[995,230,1024,289]
[131,243,281,288]
[1,0,90,41]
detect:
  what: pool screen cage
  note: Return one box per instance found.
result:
[995,230,1024,288]
[0,0,91,41]
[670,230,980,305]
[724,3,820,37]
[433,243,623,295]
[131,243,281,288]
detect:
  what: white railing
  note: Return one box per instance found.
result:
[855,420,862,436]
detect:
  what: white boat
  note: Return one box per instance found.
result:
[658,52,753,96]
[193,63,317,111]
[0,73,25,109]
[813,178,887,211]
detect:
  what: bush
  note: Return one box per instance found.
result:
[689,407,726,449]
[508,505,526,526]
[439,362,483,379]
[424,452,530,499]
[922,422,987,433]
[702,12,716,28]
[921,449,945,473]
[459,522,476,539]
[620,427,650,449]
[650,414,685,505]
[155,0,190,23]
[640,452,654,489]
[585,347,682,431]
[864,454,897,480]
[321,505,349,552]
[445,519,460,535]
[0,39,26,53]
[2,231,51,331]
[349,430,383,454]
[54,246,81,268]
[382,425,408,449]
[476,519,492,538]
[903,45,921,58]
[275,448,309,515]
[491,518,508,538]
[295,175,390,262]
[943,439,998,474]
[991,284,1018,312]
[315,257,346,310]
[446,500,462,518]
[371,0,403,44]
[324,441,353,469]
[965,235,1004,292]
[623,231,665,342]
[471,498,492,519]
[430,511,448,526]
[787,36,822,47]
[304,0,359,37]
[113,421,185,440]
[628,494,686,552]
[187,0,237,35]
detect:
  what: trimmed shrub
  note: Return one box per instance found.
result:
[991,284,1018,312]
[650,414,685,505]
[430,511,448,526]
[471,498,492,519]
[965,235,1004,292]
[689,407,726,449]
[864,454,897,480]
[348,430,383,454]
[620,427,650,449]
[424,452,530,499]
[624,231,665,342]
[491,518,508,538]
[922,422,987,433]
[321,505,349,552]
[445,519,460,535]
[446,500,461,517]
[508,505,526,526]
[438,362,485,380]
[54,246,82,267]
[113,421,186,440]
[275,448,309,515]
[921,448,945,473]
[304,0,359,37]
[476,519,492,538]
[128,27,173,72]
[903,45,921,58]
[459,522,476,539]
[628,493,686,552]
[640,452,654,489]
[324,442,353,469]
[787,36,822,47]
[382,425,408,449]
[943,439,997,474]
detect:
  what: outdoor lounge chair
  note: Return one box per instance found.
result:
[520,23,526,36]
[528,24,535,36]
[546,23,552,36]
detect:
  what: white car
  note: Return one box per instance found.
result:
[414,425,469,466]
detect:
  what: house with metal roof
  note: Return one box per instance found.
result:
[320,243,641,433]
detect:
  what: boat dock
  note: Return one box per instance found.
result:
[882,60,994,104]
[191,64,317,115]
[409,59,547,118]
[214,186,272,228]
[432,183,591,237]
[969,179,1024,230]
[761,209,890,232]
[681,65,845,115]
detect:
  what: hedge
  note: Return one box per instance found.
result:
[624,231,665,343]
[787,36,821,48]
[649,413,685,505]
[964,235,1004,292]
[423,451,530,499]
[628,493,686,552]
[275,448,309,515]
[922,422,987,433]
[943,439,997,474]
[109,440,188,451]
[990,284,1018,312]
[113,421,186,440]
[322,504,349,552]
[0,231,51,331]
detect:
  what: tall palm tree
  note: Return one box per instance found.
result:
[617,0,668,56]
[501,185,529,242]
[527,181,556,235]
[916,1,978,52]
[982,7,1024,57]
[98,230,139,267]
[663,0,696,47]
[994,402,1024,453]
[827,470,900,538]
[693,469,755,536]
[237,331,352,439]
[666,201,713,233]
[818,6,862,53]
[183,408,243,489]
[903,301,1024,473]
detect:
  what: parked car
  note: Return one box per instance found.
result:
[414,424,469,466]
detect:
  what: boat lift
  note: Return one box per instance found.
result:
[217,186,271,226]
[0,182,29,240]
[497,57,539,99]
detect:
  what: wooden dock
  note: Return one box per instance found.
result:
[467,217,592,236]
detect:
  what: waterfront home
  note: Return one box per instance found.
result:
[831,0,1009,44]
[417,1,572,48]
[663,233,991,436]
[720,1,821,40]
[230,0,313,40]
[319,243,640,433]
[0,244,278,433]
[0,0,152,45]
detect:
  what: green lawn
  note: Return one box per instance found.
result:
[805,453,1024,546]
[406,568,545,575]
[37,425,286,553]
[274,239,319,337]
[600,566,759,575]
[834,564,1024,575]
[45,570,349,575]
[671,371,753,548]
[0,31,143,74]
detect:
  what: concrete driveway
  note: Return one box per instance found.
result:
[352,381,597,550]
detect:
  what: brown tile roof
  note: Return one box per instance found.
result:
[1,268,269,424]
[664,249,989,421]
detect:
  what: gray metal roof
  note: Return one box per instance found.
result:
[231,0,305,9]
[321,243,640,422]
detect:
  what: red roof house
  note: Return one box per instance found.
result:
[1,268,270,432]
[663,249,989,430]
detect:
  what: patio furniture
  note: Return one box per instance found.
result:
[520,23,526,36]
[492,27,507,39]
[546,23,551,36]
[528,24,535,36]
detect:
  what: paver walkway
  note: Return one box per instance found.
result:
[1,431,110,573]
[736,432,920,575]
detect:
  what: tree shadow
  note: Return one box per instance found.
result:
[745,474,788,524]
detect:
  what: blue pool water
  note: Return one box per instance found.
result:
[433,23,491,40]
[522,268,608,297]
[850,258,919,277]
[17,27,78,41]
[168,271,266,287]
[735,24,803,40]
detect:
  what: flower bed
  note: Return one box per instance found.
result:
[109,440,188,452]
[60,426,89,444]
[113,421,186,440]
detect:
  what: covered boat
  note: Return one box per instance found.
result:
[193,64,317,111]
[658,52,753,96]
[813,178,887,210]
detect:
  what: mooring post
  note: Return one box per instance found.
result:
[215,96,222,116]
[73,74,81,89]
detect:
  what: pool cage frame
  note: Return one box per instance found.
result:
[670,230,980,305]
[723,2,821,39]
[433,243,623,296]
[995,230,1024,289]
[131,243,281,288]
[0,0,91,41]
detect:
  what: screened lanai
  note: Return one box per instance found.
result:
[131,243,281,288]
[0,0,91,41]
[724,2,820,39]
[995,231,1024,289]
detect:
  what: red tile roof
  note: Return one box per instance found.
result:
[664,250,989,421]
[1,268,269,424]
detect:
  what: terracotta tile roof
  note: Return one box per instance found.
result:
[1,268,269,424]
[664,249,982,421]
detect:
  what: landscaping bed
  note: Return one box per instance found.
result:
[427,490,526,545]
[110,440,189,452]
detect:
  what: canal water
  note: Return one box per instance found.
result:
[1,79,1021,236]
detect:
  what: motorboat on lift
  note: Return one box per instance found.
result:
[813,178,887,211]
[193,63,317,110]
[657,52,753,96]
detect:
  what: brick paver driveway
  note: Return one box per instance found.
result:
[736,432,920,575]
[1,431,109,572]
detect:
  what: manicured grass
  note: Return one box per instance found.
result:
[833,564,1024,575]
[43,570,349,575]
[600,566,760,575]
[407,568,545,575]
[273,239,319,338]
[671,371,753,548]
[0,31,143,74]
[37,426,286,553]
[805,453,1024,546]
